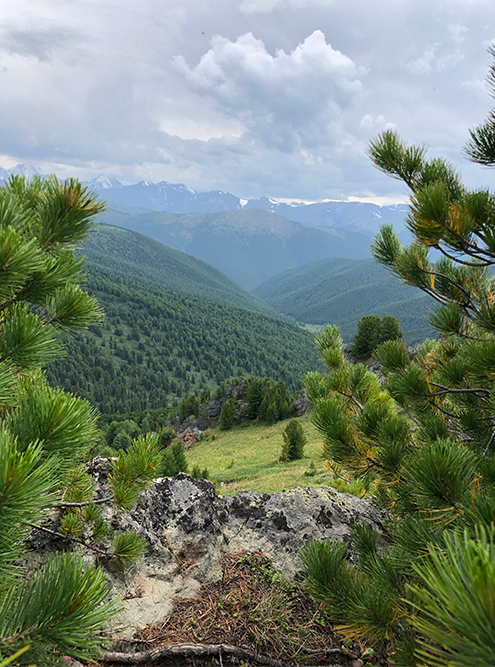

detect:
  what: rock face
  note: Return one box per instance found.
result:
[108,474,385,632]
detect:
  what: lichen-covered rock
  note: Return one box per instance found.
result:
[105,474,385,632]
[131,475,384,575]
[293,391,310,416]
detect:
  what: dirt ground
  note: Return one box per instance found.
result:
[98,552,350,667]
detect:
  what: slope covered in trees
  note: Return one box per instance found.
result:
[81,223,277,317]
[253,257,434,342]
[46,268,321,415]
[97,207,371,289]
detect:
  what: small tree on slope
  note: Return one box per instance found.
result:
[302,48,495,667]
[280,419,306,462]
[0,176,160,666]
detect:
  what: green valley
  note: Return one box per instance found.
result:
[98,206,372,289]
[253,257,435,343]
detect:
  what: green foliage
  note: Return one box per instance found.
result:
[59,512,85,537]
[409,527,495,666]
[46,268,321,415]
[179,394,200,423]
[352,314,403,359]
[352,314,381,358]
[113,430,133,451]
[280,419,306,462]
[0,176,122,663]
[162,440,188,477]
[190,463,210,480]
[158,426,175,448]
[110,532,148,569]
[0,552,118,665]
[302,52,495,665]
[378,315,403,344]
[109,432,162,509]
[246,377,292,423]
[220,397,235,430]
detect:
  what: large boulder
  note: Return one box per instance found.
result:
[108,474,385,632]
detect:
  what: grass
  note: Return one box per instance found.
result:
[186,414,365,497]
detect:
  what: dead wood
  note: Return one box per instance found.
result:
[102,641,340,666]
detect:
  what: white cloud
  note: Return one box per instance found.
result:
[406,24,468,76]
[359,114,396,131]
[449,23,469,46]
[175,30,364,151]
[1,0,495,200]
[407,44,440,75]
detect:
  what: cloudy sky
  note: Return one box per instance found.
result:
[1,0,495,203]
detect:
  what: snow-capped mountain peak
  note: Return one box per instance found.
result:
[8,164,42,179]
[88,174,123,190]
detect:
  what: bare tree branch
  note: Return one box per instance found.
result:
[102,642,340,666]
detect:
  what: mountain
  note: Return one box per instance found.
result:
[253,257,436,344]
[0,163,42,181]
[81,224,278,317]
[0,164,409,240]
[91,178,408,239]
[97,207,372,289]
[244,198,410,240]
[46,268,322,415]
[88,176,240,214]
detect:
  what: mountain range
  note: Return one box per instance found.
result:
[87,174,409,241]
[97,207,373,289]
[0,164,409,241]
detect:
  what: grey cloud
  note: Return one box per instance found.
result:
[0,25,81,62]
[1,0,495,202]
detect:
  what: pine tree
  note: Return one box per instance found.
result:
[351,314,381,358]
[280,419,306,462]
[0,176,159,665]
[302,50,495,666]
[170,440,188,473]
[220,397,235,429]
[378,315,403,345]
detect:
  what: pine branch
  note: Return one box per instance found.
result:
[335,389,364,412]
[26,522,111,557]
[435,244,494,267]
[483,431,495,458]
[417,211,495,261]
[419,267,495,331]
[53,495,113,509]
[428,382,490,397]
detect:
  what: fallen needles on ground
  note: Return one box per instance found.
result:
[99,552,346,667]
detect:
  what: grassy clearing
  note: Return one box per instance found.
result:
[186,414,364,497]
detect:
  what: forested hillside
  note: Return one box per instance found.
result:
[97,207,371,289]
[80,224,277,316]
[253,257,435,343]
[46,268,321,415]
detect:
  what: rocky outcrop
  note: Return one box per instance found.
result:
[106,474,385,632]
